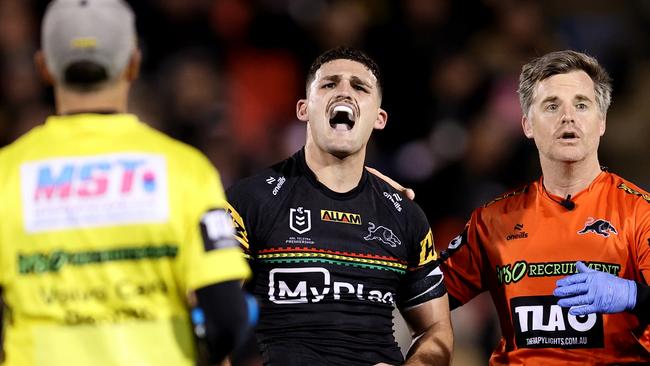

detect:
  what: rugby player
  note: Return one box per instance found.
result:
[227,47,453,365]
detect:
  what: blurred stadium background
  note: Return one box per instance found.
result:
[1,0,650,364]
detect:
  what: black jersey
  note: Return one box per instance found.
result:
[226,149,446,365]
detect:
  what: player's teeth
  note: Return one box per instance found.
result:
[333,105,353,119]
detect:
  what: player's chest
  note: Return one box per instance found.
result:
[257,188,408,260]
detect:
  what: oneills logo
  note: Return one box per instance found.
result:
[320,210,361,225]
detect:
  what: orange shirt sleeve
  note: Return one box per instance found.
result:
[635,207,650,284]
[441,209,488,305]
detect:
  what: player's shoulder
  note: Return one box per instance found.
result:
[366,171,427,221]
[607,171,650,205]
[227,153,302,205]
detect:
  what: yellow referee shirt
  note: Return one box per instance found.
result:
[0,114,250,366]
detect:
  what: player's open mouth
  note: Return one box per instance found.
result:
[329,105,355,131]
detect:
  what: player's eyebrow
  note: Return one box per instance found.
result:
[320,74,374,89]
[350,76,373,89]
[321,75,341,83]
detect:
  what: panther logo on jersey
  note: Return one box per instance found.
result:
[364,222,401,247]
[578,218,617,238]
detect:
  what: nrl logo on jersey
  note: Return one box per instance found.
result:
[320,210,361,225]
[289,207,311,234]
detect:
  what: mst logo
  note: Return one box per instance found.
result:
[20,154,168,232]
[511,296,603,349]
[364,222,401,247]
[289,207,311,234]
[578,217,617,237]
[268,267,393,304]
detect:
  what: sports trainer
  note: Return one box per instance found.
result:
[441,50,650,364]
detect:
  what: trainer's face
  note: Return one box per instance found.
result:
[297,59,387,159]
[522,70,605,164]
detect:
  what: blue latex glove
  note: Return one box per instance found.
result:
[554,261,637,316]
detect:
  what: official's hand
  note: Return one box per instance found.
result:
[365,166,415,200]
[554,261,637,316]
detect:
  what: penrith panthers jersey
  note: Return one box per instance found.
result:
[442,171,650,365]
[226,149,445,365]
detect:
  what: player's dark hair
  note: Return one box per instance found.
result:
[306,47,382,97]
[63,61,110,92]
[518,50,612,117]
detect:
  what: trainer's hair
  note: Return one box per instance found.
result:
[62,61,110,92]
[306,47,382,98]
[517,50,612,117]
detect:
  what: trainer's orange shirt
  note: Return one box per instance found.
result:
[443,171,650,365]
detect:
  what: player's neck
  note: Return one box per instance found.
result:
[55,80,129,115]
[304,142,365,193]
[540,156,602,197]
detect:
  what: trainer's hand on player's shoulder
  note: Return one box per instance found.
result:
[366,167,415,200]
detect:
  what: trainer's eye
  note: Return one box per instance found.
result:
[322,83,335,89]
[576,103,587,110]
[545,103,558,112]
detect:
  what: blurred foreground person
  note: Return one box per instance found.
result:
[0,1,253,365]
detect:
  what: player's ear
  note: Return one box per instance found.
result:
[34,50,55,86]
[522,115,534,139]
[296,99,308,122]
[374,108,387,130]
[125,48,142,82]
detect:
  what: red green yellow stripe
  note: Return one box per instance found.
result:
[258,246,406,264]
[256,246,407,274]
[262,258,406,274]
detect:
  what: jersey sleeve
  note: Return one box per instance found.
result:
[225,183,257,259]
[397,205,446,310]
[180,156,251,292]
[225,201,251,259]
[441,209,488,305]
[635,206,650,285]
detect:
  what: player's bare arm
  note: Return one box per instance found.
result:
[401,294,453,365]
